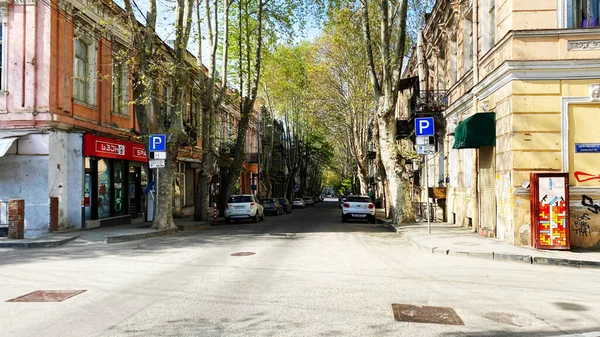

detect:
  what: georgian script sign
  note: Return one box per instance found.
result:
[568,40,600,51]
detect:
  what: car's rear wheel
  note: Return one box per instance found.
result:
[225,217,231,224]
[341,215,347,223]
[253,214,258,223]
[261,211,265,221]
[369,218,376,224]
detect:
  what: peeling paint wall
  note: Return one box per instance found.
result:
[48,132,83,230]
[0,135,50,238]
[495,172,513,242]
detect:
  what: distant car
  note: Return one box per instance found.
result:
[224,194,265,224]
[261,198,283,216]
[292,198,306,208]
[303,197,314,207]
[341,195,376,223]
[277,198,293,214]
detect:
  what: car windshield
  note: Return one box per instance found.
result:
[228,196,253,203]
[346,196,371,203]
[277,199,287,204]
[261,199,276,204]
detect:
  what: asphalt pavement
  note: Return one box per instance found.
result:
[1,199,600,337]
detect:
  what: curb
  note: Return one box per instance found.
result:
[0,235,80,249]
[398,230,600,270]
[176,221,212,231]
[104,227,179,244]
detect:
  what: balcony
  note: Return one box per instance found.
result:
[409,90,448,120]
[245,152,259,163]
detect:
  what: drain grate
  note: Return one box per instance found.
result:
[392,304,464,325]
[230,252,255,256]
[7,290,86,302]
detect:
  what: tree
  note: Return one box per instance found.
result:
[120,0,195,229]
[217,0,326,211]
[359,0,415,223]
[309,7,374,195]
[193,0,232,221]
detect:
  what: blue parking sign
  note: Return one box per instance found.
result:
[415,117,435,137]
[149,134,166,152]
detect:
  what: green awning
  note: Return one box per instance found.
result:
[453,112,496,149]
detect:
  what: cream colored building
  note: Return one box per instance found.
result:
[401,0,600,249]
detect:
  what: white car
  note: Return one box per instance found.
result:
[292,198,306,208]
[341,195,376,223]
[302,197,314,207]
[224,194,265,223]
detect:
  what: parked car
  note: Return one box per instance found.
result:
[261,198,283,216]
[338,195,346,209]
[277,198,293,214]
[341,195,376,223]
[224,194,265,223]
[292,198,306,208]
[303,196,314,207]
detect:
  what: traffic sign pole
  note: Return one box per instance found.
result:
[425,154,430,234]
[414,118,434,234]
[149,134,166,225]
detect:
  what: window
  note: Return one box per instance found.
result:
[74,39,89,102]
[482,0,496,54]
[567,0,600,28]
[463,10,473,73]
[449,34,458,85]
[73,30,97,105]
[112,52,129,116]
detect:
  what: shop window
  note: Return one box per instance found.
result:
[112,49,130,116]
[97,159,112,218]
[73,29,97,105]
[113,161,126,216]
[567,0,600,28]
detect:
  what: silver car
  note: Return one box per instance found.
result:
[224,194,265,223]
[292,198,306,208]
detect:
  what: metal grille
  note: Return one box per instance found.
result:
[392,304,464,325]
[412,202,442,222]
[478,146,496,237]
[7,290,86,302]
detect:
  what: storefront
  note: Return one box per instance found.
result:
[83,134,148,227]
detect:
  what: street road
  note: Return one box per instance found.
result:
[2,200,600,337]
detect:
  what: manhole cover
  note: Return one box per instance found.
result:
[392,304,464,325]
[230,252,255,256]
[7,290,86,302]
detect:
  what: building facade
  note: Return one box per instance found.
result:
[401,0,600,249]
[0,0,256,236]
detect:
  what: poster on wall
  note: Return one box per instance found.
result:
[530,172,570,250]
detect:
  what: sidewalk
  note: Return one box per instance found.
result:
[0,215,222,248]
[375,209,600,269]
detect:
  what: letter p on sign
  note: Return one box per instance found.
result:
[415,117,435,137]
[149,134,166,152]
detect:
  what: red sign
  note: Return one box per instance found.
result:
[83,134,148,163]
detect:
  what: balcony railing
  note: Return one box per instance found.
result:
[245,152,259,163]
[409,90,448,119]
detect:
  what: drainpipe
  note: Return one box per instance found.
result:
[33,0,39,124]
[472,0,480,234]
[22,3,26,108]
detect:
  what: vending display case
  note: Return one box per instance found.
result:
[530,172,570,250]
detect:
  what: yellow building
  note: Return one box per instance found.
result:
[401,0,600,249]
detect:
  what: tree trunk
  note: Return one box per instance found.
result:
[153,154,175,229]
[357,167,368,195]
[376,99,414,223]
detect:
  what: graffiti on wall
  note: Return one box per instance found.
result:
[574,171,600,183]
[573,213,591,237]
[581,195,600,214]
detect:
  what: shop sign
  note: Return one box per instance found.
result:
[84,134,148,162]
